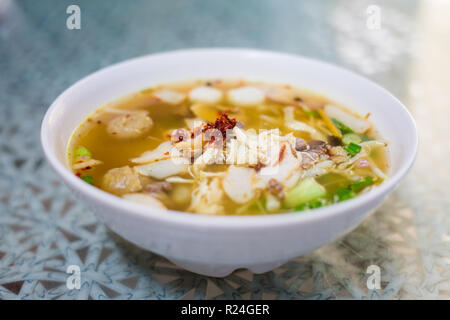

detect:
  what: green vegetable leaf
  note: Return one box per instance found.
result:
[73,147,92,159]
[81,176,94,185]
[344,142,362,156]
[336,187,355,202]
[295,199,326,211]
[349,177,373,192]
[335,177,374,202]
[284,177,327,208]
[331,118,354,134]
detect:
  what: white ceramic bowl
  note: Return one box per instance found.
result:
[41,48,417,277]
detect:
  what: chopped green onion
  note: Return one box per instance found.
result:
[342,133,362,145]
[360,135,371,142]
[81,176,94,185]
[295,199,326,211]
[335,177,374,202]
[284,177,327,208]
[331,118,354,134]
[349,177,373,192]
[344,142,362,156]
[73,147,92,159]
[304,110,320,117]
[336,187,355,202]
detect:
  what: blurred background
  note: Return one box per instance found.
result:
[0,0,449,299]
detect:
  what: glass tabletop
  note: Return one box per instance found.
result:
[0,0,449,299]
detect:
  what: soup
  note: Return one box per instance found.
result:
[68,79,389,215]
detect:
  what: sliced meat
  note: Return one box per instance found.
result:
[173,134,203,159]
[308,140,327,154]
[223,166,255,203]
[301,152,319,169]
[256,142,302,186]
[193,145,225,168]
[189,178,224,215]
[131,141,181,164]
[294,138,308,151]
[134,158,189,180]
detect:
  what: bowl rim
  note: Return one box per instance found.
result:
[40,47,418,230]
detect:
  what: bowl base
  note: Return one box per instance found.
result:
[167,257,289,277]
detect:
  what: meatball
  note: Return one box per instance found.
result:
[107,111,153,139]
[101,166,142,195]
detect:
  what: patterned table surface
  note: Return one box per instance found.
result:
[1,0,449,299]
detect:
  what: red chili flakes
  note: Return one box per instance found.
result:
[97,120,102,124]
[164,152,169,156]
[75,172,81,177]
[202,112,237,140]
[249,161,266,172]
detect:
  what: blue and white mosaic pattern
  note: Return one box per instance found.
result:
[1,0,449,299]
